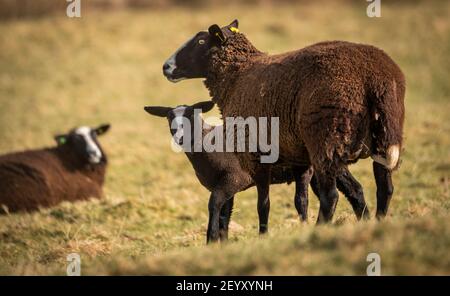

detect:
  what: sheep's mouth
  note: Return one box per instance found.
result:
[167,76,185,83]
[164,70,186,83]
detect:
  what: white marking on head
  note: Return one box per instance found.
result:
[371,144,400,170]
[163,35,195,83]
[171,106,187,144]
[75,126,102,164]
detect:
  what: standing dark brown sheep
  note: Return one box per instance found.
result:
[161,20,405,229]
[0,124,110,213]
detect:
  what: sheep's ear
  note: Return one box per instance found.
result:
[192,101,215,113]
[144,106,172,117]
[94,124,111,136]
[208,24,226,45]
[227,19,239,30]
[54,135,67,146]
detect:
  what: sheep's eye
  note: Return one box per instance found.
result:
[198,39,205,45]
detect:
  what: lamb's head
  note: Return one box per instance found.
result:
[54,124,110,165]
[162,20,240,82]
[144,101,215,146]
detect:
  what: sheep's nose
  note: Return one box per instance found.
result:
[163,63,170,71]
[87,149,100,158]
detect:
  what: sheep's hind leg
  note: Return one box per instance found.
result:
[373,161,394,219]
[219,196,234,241]
[311,169,369,220]
[293,165,314,222]
[310,173,320,198]
[206,190,228,243]
[315,172,339,224]
[336,167,370,220]
[255,167,271,234]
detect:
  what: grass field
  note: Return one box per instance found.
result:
[0,0,449,275]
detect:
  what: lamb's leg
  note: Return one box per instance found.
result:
[293,165,314,222]
[206,189,228,243]
[336,168,370,220]
[315,172,339,224]
[255,167,271,234]
[219,195,234,241]
[373,161,394,219]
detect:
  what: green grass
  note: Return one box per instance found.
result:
[0,1,449,275]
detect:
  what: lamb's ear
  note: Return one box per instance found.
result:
[144,106,172,118]
[208,24,226,45]
[54,134,67,146]
[94,124,111,136]
[192,101,215,113]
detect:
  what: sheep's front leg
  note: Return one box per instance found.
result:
[373,162,394,219]
[219,196,234,241]
[206,190,228,243]
[336,167,370,220]
[255,167,271,234]
[293,165,314,222]
[315,172,339,224]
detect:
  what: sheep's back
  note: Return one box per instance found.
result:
[0,152,56,212]
[0,149,104,213]
[296,41,405,169]
[216,40,404,169]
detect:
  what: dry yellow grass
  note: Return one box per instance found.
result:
[0,0,449,275]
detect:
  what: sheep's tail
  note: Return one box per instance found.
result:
[369,78,405,170]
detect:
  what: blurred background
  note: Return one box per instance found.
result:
[0,0,427,19]
[0,0,448,275]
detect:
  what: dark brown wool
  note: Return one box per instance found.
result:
[205,34,405,174]
[0,145,106,213]
[185,115,294,194]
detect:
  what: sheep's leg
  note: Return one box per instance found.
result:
[336,168,370,220]
[373,161,394,219]
[293,165,314,222]
[316,172,339,224]
[255,168,271,234]
[206,190,228,243]
[219,195,234,241]
[311,169,370,220]
[310,174,320,198]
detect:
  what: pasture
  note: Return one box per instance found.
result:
[0,0,449,275]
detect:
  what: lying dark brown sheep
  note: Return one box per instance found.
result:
[145,101,368,243]
[161,20,405,230]
[0,124,110,213]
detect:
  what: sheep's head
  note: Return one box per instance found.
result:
[54,124,110,164]
[144,101,215,146]
[162,20,239,82]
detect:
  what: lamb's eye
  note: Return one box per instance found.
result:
[198,39,205,45]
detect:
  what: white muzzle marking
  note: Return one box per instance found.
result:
[164,54,177,78]
[75,126,102,164]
